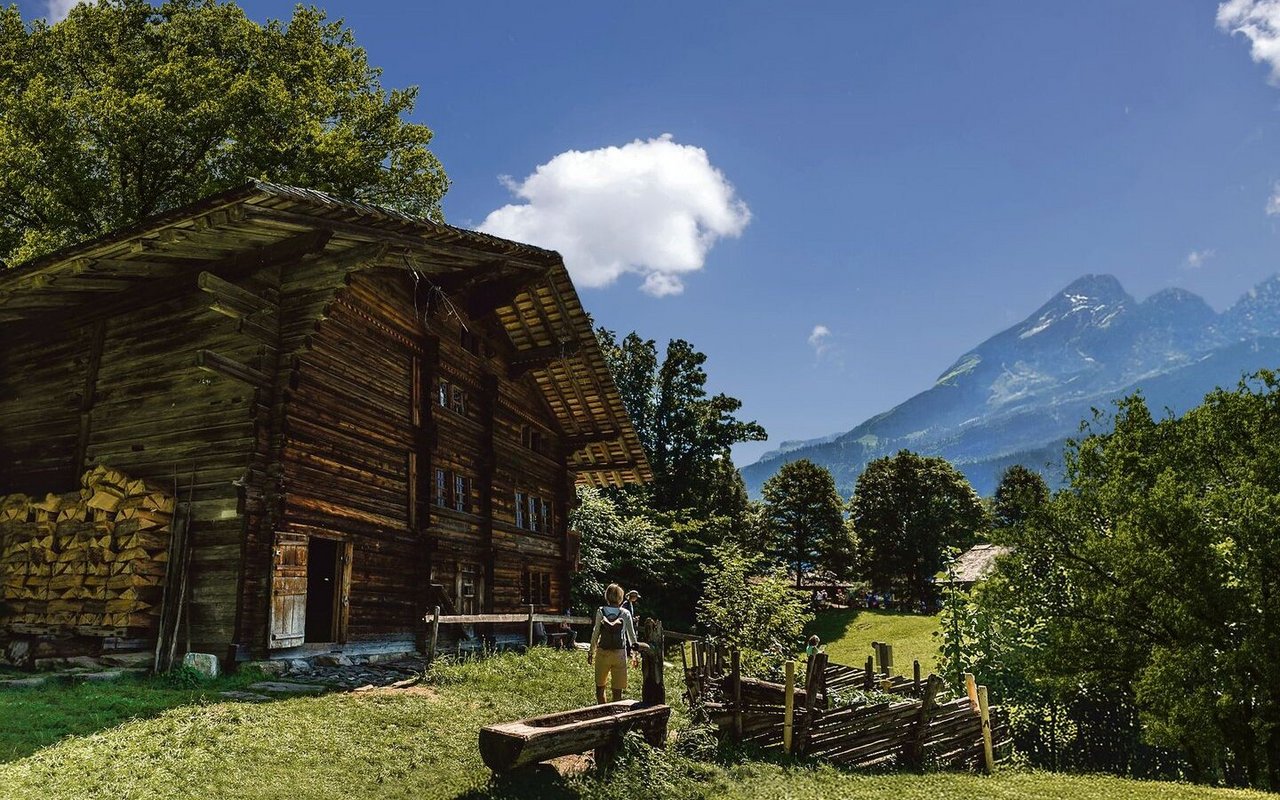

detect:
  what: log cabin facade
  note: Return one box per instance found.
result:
[0,182,650,663]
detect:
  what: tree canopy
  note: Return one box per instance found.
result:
[761,458,851,587]
[595,329,765,513]
[0,0,448,266]
[973,378,1280,787]
[991,464,1049,530]
[850,450,987,604]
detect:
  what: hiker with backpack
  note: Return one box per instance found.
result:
[586,583,638,704]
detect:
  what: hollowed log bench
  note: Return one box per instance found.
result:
[478,700,671,771]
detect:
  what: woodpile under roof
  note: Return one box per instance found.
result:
[0,181,651,487]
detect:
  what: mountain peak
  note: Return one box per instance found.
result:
[1060,273,1127,301]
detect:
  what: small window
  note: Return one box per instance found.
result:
[437,379,449,408]
[454,474,469,513]
[515,491,526,529]
[529,495,541,533]
[522,570,553,606]
[435,469,448,508]
[451,385,466,415]
[521,425,544,453]
[540,499,551,534]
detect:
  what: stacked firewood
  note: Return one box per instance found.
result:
[0,466,173,633]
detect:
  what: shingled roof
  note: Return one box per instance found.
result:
[0,181,652,487]
[939,544,1012,585]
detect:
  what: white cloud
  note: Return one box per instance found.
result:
[479,134,750,297]
[1268,182,1280,215]
[44,0,87,22]
[808,324,833,357]
[1184,248,1216,269]
[1217,0,1280,83]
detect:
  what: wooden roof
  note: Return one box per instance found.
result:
[938,544,1012,585]
[0,181,652,487]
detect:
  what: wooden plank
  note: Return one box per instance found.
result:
[783,660,796,755]
[195,349,270,388]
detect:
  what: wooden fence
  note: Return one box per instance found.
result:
[682,640,1009,772]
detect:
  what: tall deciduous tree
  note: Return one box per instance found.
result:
[761,459,850,586]
[596,329,765,513]
[0,0,448,265]
[850,450,987,604]
[992,464,1049,530]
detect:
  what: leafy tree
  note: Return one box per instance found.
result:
[596,329,765,513]
[973,376,1280,788]
[992,464,1049,530]
[761,459,850,586]
[0,0,448,266]
[850,450,987,605]
[697,543,812,659]
[569,487,669,613]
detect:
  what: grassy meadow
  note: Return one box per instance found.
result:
[805,608,941,674]
[1,647,1274,799]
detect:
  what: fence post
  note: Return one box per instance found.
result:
[864,655,874,691]
[783,660,796,755]
[884,644,894,674]
[797,652,825,755]
[913,659,922,695]
[978,685,995,774]
[964,672,979,712]
[872,641,882,673]
[731,649,743,742]
[527,605,535,647]
[905,673,943,767]
[427,606,440,666]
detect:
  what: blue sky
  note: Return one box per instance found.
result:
[26,1,1280,465]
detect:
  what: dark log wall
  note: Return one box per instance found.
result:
[0,324,88,492]
[273,270,419,644]
[267,268,573,651]
[428,296,570,617]
[0,266,279,655]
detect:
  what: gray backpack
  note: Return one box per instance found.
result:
[597,607,625,650]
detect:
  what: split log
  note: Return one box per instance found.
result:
[478,700,670,772]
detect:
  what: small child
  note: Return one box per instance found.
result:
[805,634,821,658]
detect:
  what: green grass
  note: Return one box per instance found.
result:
[0,669,267,762]
[0,649,1271,800]
[805,608,941,674]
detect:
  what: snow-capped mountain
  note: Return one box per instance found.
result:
[741,274,1280,497]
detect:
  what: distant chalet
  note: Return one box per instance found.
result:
[939,544,1012,588]
[0,182,650,663]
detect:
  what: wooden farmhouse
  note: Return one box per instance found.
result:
[0,182,650,665]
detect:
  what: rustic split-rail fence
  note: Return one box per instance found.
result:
[683,639,1010,772]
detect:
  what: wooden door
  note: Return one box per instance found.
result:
[337,540,353,643]
[269,532,308,649]
[457,563,483,615]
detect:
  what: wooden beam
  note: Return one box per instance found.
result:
[5,229,332,328]
[563,430,622,450]
[198,271,278,318]
[195,349,270,388]
[507,339,582,379]
[466,272,543,320]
